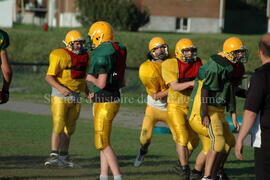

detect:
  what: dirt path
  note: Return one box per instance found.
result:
[0,100,252,144]
[0,100,150,129]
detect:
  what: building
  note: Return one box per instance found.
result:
[135,0,225,33]
[11,0,225,33]
[4,0,269,33]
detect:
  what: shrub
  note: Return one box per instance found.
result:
[75,0,149,31]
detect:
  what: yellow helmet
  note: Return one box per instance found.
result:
[63,30,84,51]
[175,38,197,63]
[222,37,247,63]
[88,21,114,49]
[148,37,168,60]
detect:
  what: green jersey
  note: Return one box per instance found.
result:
[0,29,9,51]
[190,54,235,112]
[88,41,126,102]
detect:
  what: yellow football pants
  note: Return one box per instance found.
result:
[93,102,120,150]
[51,96,81,136]
[139,105,170,145]
[189,106,235,153]
[167,104,199,150]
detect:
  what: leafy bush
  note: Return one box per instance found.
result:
[75,0,149,31]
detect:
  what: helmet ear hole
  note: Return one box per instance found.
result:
[88,21,114,49]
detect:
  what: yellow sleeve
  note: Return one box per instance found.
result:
[139,60,165,94]
[46,49,69,76]
[161,58,179,85]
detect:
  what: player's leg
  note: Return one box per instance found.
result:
[167,104,190,179]
[94,102,121,178]
[45,96,67,168]
[134,105,156,166]
[59,102,81,168]
[203,107,225,179]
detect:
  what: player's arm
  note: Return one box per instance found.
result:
[201,88,211,127]
[151,89,168,100]
[230,87,239,131]
[45,50,73,96]
[1,50,12,92]
[231,112,240,131]
[45,75,72,96]
[162,59,193,92]
[169,80,194,91]
[86,73,107,89]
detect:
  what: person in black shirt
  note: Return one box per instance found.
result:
[235,33,270,180]
[0,29,12,104]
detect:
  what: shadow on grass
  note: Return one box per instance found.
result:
[226,166,255,177]
[0,154,174,169]
[0,174,99,180]
[0,155,99,169]
[226,159,254,164]
[0,155,255,179]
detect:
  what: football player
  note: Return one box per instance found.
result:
[0,29,12,104]
[134,37,170,167]
[162,39,202,179]
[188,37,247,180]
[45,30,90,168]
[87,21,127,180]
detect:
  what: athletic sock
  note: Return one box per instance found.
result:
[114,175,122,180]
[99,175,108,180]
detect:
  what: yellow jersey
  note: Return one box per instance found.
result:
[161,58,192,106]
[46,48,87,93]
[139,59,168,96]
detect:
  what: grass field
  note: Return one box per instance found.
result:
[3,24,263,72]
[0,25,256,179]
[0,110,254,180]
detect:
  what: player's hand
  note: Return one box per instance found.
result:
[0,90,9,104]
[59,86,72,97]
[87,92,94,100]
[151,92,158,100]
[189,80,195,86]
[235,139,244,160]
[233,120,240,132]
[202,115,211,127]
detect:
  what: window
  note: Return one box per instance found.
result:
[176,17,190,32]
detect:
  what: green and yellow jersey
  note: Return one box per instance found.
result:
[188,54,235,119]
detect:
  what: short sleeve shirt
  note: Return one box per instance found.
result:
[245,62,270,148]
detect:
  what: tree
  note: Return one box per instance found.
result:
[75,0,149,31]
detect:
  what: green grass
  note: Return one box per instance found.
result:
[0,110,254,179]
[2,24,263,72]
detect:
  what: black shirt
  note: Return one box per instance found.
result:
[245,62,270,148]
